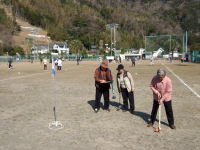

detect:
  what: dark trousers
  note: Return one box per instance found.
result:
[44,64,47,70]
[132,62,135,67]
[57,66,62,70]
[95,87,110,109]
[150,100,174,125]
[9,63,12,68]
[121,88,135,110]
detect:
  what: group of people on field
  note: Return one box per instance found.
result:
[42,58,63,71]
[94,59,176,130]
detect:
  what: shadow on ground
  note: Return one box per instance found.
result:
[87,100,120,110]
[132,111,169,127]
[87,100,169,127]
[88,100,101,110]
[174,64,189,66]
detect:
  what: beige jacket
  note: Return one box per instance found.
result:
[117,71,134,93]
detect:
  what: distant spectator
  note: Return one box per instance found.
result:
[55,59,58,66]
[43,58,48,70]
[169,56,172,63]
[181,58,183,63]
[77,56,80,65]
[131,57,136,67]
[49,58,52,63]
[8,58,13,69]
[30,58,33,63]
[57,59,62,71]
[16,57,20,63]
[40,58,43,63]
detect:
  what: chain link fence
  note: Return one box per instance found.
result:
[0,54,106,62]
[190,50,200,63]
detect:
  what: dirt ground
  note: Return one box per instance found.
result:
[0,60,200,150]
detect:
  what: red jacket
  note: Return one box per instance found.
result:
[94,66,112,88]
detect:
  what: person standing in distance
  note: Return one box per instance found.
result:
[57,58,62,71]
[131,57,136,67]
[43,58,48,70]
[8,58,13,69]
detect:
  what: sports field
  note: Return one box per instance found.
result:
[0,60,200,150]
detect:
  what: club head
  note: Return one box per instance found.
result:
[154,128,161,132]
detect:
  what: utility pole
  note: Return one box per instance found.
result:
[182,34,185,57]
[110,27,112,56]
[114,25,116,50]
[106,24,119,56]
[186,31,188,53]
[48,37,50,52]
[170,35,172,53]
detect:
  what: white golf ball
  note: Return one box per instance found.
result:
[18,72,21,75]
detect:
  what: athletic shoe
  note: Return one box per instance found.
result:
[170,125,176,129]
[147,123,153,127]
[130,110,135,114]
[121,105,128,112]
[94,108,99,113]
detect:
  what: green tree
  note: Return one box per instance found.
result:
[6,46,24,56]
[0,43,3,55]
[14,46,24,55]
[190,43,200,51]
[69,40,85,54]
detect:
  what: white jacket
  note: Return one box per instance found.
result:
[58,59,62,66]
[117,71,134,93]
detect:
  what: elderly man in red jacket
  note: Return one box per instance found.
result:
[147,69,176,129]
[94,59,113,113]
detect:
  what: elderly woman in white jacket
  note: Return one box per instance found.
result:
[57,59,62,71]
[116,64,135,113]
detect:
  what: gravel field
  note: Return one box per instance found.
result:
[0,60,200,150]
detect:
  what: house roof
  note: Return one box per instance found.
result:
[54,42,68,48]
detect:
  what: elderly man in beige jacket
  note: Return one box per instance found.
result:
[116,64,135,113]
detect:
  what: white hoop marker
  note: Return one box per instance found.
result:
[48,58,64,130]
[162,63,200,98]
[48,121,64,130]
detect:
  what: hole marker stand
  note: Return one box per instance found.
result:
[111,81,116,99]
[48,58,64,130]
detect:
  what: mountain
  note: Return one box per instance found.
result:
[0,0,200,54]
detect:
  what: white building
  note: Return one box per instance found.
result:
[170,51,179,58]
[153,48,164,58]
[120,48,146,61]
[53,42,69,54]
[31,45,49,54]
